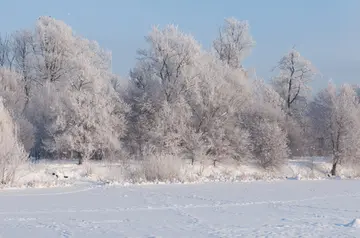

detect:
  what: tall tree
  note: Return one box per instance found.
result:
[125,24,202,158]
[28,16,128,163]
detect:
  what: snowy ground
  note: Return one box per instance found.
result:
[1,180,360,237]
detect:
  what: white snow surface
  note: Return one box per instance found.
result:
[1,180,360,237]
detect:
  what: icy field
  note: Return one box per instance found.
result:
[0,180,360,237]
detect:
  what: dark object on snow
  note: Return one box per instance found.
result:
[52,172,68,179]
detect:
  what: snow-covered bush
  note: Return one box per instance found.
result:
[249,119,289,169]
[141,151,183,182]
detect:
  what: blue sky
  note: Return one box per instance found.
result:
[1,0,359,89]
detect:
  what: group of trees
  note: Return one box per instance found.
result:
[0,16,359,182]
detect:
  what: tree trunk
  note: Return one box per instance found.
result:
[330,161,337,176]
[78,156,83,165]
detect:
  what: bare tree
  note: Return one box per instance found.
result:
[136,24,201,103]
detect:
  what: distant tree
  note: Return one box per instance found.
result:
[271,49,316,116]
[213,17,255,69]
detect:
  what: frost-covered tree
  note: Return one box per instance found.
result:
[12,30,35,105]
[0,68,26,112]
[124,24,202,159]
[149,96,198,160]
[33,16,76,84]
[0,68,35,152]
[187,53,252,165]
[213,17,255,69]
[126,24,254,165]
[271,49,317,155]
[271,49,316,116]
[26,16,128,163]
[24,16,78,158]
[242,79,289,169]
[352,84,360,100]
[309,82,360,175]
[49,88,127,164]
[0,97,27,184]
[122,74,161,158]
[136,24,201,103]
[0,34,15,68]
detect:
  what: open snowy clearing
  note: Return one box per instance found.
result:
[1,180,360,237]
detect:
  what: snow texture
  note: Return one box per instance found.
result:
[0,180,360,237]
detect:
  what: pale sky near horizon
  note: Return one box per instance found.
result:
[0,0,359,89]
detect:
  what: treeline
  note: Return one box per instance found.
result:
[0,16,359,184]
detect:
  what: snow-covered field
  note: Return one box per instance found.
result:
[0,157,360,237]
[1,180,360,237]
